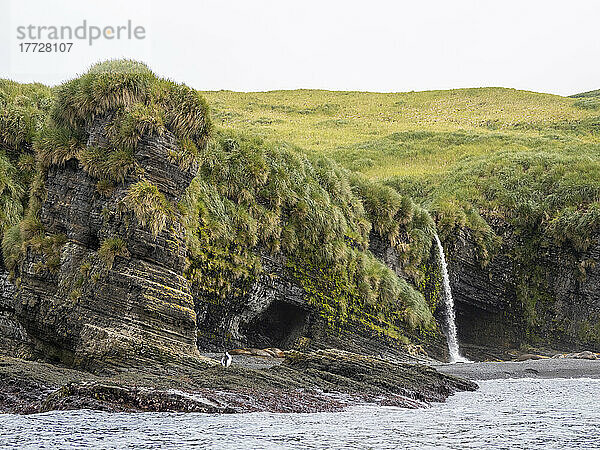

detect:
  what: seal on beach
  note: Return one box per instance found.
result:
[221,351,232,368]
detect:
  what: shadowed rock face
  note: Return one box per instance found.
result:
[11,115,204,369]
[195,253,313,351]
[195,229,449,361]
[446,226,600,352]
[0,269,31,357]
[194,253,419,358]
[444,228,519,349]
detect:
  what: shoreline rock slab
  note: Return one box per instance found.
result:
[0,350,477,415]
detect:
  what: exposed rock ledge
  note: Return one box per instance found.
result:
[0,350,476,414]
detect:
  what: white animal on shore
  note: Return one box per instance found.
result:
[221,351,232,368]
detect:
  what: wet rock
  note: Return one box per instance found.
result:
[573,351,598,360]
[228,347,285,357]
[0,351,477,414]
[283,349,478,403]
[553,351,599,360]
[515,354,548,362]
[40,383,235,414]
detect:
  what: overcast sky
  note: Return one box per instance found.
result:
[1,0,599,96]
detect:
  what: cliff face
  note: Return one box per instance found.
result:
[446,225,600,352]
[11,116,202,368]
[195,253,311,350]
[1,61,447,367]
[196,230,448,361]
[0,268,31,357]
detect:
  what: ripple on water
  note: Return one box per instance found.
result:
[1,378,599,449]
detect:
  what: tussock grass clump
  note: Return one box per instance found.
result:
[0,80,52,153]
[52,60,154,131]
[1,225,23,274]
[153,80,212,146]
[121,180,173,236]
[98,237,129,269]
[34,125,85,168]
[39,59,212,182]
[0,80,52,243]
[350,173,436,278]
[27,233,66,274]
[0,155,25,234]
[78,146,134,183]
[105,102,166,152]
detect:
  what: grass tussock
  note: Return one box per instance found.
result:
[121,180,174,236]
[0,80,52,245]
[38,59,212,182]
[98,237,129,269]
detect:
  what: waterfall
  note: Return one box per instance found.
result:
[434,234,469,363]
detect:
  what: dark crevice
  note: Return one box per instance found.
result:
[241,300,309,349]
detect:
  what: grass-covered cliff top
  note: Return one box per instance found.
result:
[203,88,600,252]
[202,88,600,178]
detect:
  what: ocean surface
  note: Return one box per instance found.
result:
[1,378,599,449]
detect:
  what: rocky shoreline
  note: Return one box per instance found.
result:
[4,349,600,415]
[0,350,476,415]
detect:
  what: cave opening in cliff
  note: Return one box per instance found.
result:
[242,301,309,349]
[453,301,518,351]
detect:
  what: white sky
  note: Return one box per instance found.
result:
[1,0,599,96]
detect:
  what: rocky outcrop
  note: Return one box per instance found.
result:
[0,351,477,414]
[195,246,447,360]
[444,227,520,349]
[283,349,477,403]
[196,253,311,350]
[0,268,32,357]
[445,225,600,352]
[193,255,301,349]
[11,116,206,369]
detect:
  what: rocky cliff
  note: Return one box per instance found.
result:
[0,61,216,369]
[445,223,600,352]
[1,60,451,369]
[11,117,203,368]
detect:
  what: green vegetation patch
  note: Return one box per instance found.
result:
[38,59,212,181]
[182,130,436,338]
[2,59,212,281]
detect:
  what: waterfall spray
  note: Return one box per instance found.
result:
[434,234,469,363]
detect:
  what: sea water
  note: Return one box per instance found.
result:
[1,378,599,449]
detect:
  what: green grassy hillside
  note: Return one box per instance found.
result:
[203,88,600,246]
[202,88,599,178]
